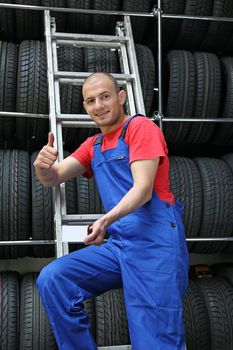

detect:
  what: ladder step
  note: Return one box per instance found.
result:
[56,39,121,49]
[54,71,134,83]
[58,114,91,121]
[56,114,97,128]
[62,214,103,225]
[52,32,129,43]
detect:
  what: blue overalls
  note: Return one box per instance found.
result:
[37,115,189,350]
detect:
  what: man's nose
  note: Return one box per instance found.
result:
[94,98,104,110]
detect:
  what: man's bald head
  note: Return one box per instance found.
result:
[82,72,120,96]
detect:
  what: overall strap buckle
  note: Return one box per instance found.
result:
[93,136,103,146]
[119,114,145,139]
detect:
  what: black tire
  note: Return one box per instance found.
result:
[92,0,121,34]
[83,298,96,340]
[211,57,233,146]
[222,153,233,173]
[63,151,78,215]
[0,150,30,259]
[67,0,92,33]
[174,0,213,50]
[212,264,233,286]
[187,52,221,144]
[193,157,233,253]
[57,46,84,150]
[0,42,18,140]
[221,153,233,253]
[19,273,57,350]
[15,0,43,42]
[135,44,155,115]
[84,47,120,73]
[0,272,20,350]
[169,157,202,242]
[159,0,186,48]
[77,177,104,214]
[31,152,54,258]
[95,288,130,346]
[195,277,233,350]
[31,151,77,258]
[183,279,211,350]
[163,50,195,143]
[122,0,151,43]
[16,40,48,151]
[41,0,67,32]
[0,0,15,41]
[0,150,3,250]
[200,0,233,52]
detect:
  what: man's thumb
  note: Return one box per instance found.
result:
[47,132,54,147]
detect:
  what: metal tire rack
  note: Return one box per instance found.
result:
[0,1,232,248]
[0,2,233,349]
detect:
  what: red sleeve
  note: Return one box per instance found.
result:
[124,117,167,163]
[70,135,98,178]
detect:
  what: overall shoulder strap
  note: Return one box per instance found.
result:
[119,114,145,139]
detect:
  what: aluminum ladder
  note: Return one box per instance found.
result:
[44,9,145,259]
[44,10,146,349]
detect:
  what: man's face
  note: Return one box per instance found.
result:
[83,75,126,132]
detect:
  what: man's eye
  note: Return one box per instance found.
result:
[103,95,110,100]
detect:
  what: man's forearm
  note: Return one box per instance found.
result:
[102,184,152,227]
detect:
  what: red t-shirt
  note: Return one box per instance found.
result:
[71,116,174,204]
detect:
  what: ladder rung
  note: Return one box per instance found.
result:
[57,114,96,128]
[53,32,129,43]
[58,114,97,127]
[56,39,121,49]
[62,120,97,128]
[54,71,134,82]
[62,214,103,225]
[58,113,91,121]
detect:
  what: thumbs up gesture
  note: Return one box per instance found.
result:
[47,131,55,148]
[34,132,58,170]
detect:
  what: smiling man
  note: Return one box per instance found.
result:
[34,72,189,350]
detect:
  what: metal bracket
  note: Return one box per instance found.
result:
[151,111,164,130]
[151,6,163,17]
[50,16,56,34]
[116,20,124,36]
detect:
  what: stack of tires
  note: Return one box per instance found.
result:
[0,0,233,349]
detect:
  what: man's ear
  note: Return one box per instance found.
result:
[119,89,127,105]
[83,101,87,113]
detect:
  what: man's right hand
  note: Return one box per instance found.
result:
[33,131,87,187]
[34,132,58,170]
[33,132,59,186]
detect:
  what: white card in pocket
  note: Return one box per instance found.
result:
[62,225,88,242]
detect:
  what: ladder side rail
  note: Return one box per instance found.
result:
[156,0,163,129]
[51,24,70,256]
[44,10,65,258]
[116,25,136,115]
[124,16,145,115]
[119,42,136,115]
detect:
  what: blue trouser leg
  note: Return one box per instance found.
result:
[119,205,189,350]
[36,242,122,350]
[121,256,187,350]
